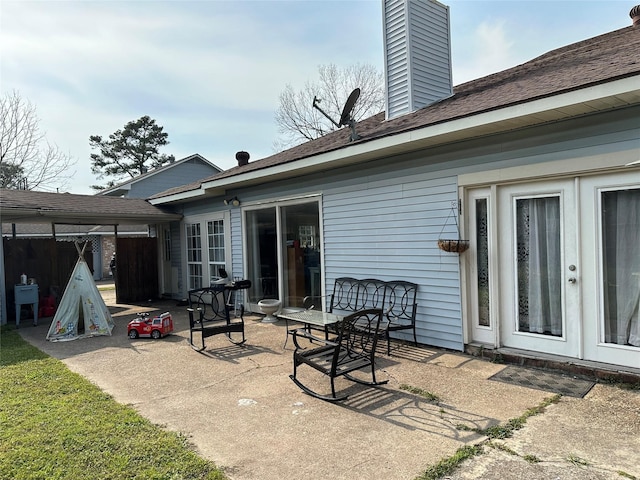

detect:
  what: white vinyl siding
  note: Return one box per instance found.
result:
[323,174,462,351]
[230,208,244,281]
[384,0,452,119]
[124,159,220,199]
[168,108,638,353]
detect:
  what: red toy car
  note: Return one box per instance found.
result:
[128,312,174,339]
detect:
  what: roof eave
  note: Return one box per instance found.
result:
[100,185,131,196]
[148,187,209,205]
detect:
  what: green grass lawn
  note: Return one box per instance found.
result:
[0,326,226,480]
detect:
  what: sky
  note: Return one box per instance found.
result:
[1,0,636,195]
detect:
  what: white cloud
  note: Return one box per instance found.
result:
[452,19,516,84]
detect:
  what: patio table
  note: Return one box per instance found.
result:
[277,309,343,348]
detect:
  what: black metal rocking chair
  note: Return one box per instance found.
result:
[187,285,246,351]
[289,308,387,401]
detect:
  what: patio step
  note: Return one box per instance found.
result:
[465,343,640,385]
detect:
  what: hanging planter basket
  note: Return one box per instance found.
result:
[438,202,470,254]
[437,239,470,253]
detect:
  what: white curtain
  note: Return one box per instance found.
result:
[523,197,562,335]
[608,190,640,346]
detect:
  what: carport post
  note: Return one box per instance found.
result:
[0,235,6,325]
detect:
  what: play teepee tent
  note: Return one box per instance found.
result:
[46,242,114,341]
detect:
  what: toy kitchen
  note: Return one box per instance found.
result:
[14,274,38,327]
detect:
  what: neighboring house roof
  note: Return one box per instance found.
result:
[0,189,182,225]
[99,153,221,197]
[150,25,640,203]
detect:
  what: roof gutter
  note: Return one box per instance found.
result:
[150,75,640,206]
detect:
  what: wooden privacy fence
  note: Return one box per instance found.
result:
[3,236,160,320]
[114,237,158,304]
[3,238,93,320]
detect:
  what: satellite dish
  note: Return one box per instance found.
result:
[312,88,361,142]
[338,88,360,127]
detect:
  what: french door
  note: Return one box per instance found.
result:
[498,179,580,357]
[183,213,230,291]
[468,173,639,368]
[580,173,640,367]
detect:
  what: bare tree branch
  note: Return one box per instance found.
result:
[0,90,76,191]
[274,63,384,150]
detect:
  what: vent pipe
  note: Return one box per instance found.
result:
[236,151,250,167]
[631,5,640,26]
[383,0,453,120]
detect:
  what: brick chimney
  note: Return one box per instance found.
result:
[383,0,453,120]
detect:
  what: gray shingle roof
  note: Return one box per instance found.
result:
[151,25,640,200]
[0,188,182,224]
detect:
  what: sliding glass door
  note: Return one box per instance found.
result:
[245,208,278,302]
[281,203,321,307]
[244,199,321,309]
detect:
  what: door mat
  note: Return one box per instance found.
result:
[489,366,595,398]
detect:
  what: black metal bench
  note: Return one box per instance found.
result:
[289,308,387,401]
[187,285,245,351]
[329,277,418,355]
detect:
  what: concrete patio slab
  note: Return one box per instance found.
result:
[17,292,640,480]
